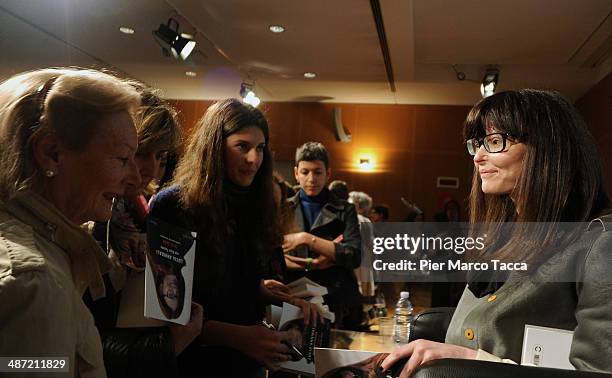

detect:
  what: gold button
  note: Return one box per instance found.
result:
[487,294,497,302]
[465,328,474,340]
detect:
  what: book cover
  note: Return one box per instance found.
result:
[287,277,329,298]
[144,216,196,325]
[286,276,322,289]
[314,348,389,378]
[306,296,324,305]
[273,302,334,374]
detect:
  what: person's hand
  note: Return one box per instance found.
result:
[264,279,291,297]
[284,254,333,271]
[282,232,310,253]
[287,297,322,326]
[381,340,477,378]
[169,302,204,355]
[284,254,310,270]
[236,326,294,370]
[284,254,306,270]
[313,254,334,270]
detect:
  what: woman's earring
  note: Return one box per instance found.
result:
[44,170,56,178]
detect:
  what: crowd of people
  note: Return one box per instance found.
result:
[0,66,611,378]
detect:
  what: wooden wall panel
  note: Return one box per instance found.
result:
[260,102,303,161]
[164,76,611,221]
[167,99,213,137]
[167,99,473,220]
[414,106,468,154]
[576,72,612,193]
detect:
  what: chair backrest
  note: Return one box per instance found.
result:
[409,307,456,343]
[411,358,612,378]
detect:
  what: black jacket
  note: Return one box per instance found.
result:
[286,191,363,328]
[148,186,265,377]
[287,191,362,269]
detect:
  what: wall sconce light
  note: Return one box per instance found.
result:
[240,82,261,107]
[480,67,499,98]
[153,18,196,60]
[358,157,375,172]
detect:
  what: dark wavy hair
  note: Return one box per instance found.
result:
[295,141,329,169]
[463,89,610,265]
[171,98,277,253]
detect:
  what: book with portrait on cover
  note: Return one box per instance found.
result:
[144,216,196,325]
[268,302,334,374]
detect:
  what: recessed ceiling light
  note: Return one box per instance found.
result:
[180,32,194,39]
[119,26,135,35]
[185,71,197,77]
[269,25,285,33]
[304,72,316,79]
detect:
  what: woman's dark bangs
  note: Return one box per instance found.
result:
[463,103,488,140]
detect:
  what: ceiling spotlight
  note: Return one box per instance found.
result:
[185,71,197,77]
[269,25,285,33]
[480,67,499,98]
[153,18,196,60]
[240,83,261,108]
[304,72,316,79]
[119,26,135,35]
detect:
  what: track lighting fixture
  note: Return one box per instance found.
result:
[240,83,261,108]
[153,18,196,60]
[480,67,499,98]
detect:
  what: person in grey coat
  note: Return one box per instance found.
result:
[382,89,612,377]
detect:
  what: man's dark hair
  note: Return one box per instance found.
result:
[371,205,389,221]
[328,180,348,200]
[295,142,329,169]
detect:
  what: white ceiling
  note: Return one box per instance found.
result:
[0,0,610,105]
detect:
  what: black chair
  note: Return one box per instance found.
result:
[395,307,612,378]
[409,307,455,343]
[412,359,612,378]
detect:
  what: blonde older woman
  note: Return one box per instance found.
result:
[0,68,141,377]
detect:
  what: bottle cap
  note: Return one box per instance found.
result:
[400,291,409,299]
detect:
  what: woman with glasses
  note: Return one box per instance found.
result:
[382,89,612,377]
[0,67,141,376]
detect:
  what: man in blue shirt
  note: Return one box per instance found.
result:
[283,142,363,329]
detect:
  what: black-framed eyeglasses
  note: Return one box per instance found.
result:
[466,132,514,156]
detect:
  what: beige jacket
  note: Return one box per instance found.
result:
[0,190,112,377]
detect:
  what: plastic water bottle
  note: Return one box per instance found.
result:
[393,291,413,343]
